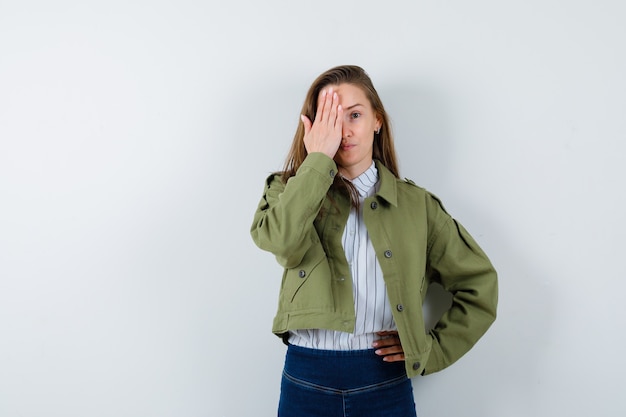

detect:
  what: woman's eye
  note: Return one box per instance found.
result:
[351,112,361,119]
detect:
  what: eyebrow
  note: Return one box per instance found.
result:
[344,103,364,110]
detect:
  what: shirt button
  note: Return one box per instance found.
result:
[370,201,378,210]
[298,270,306,278]
[396,304,404,312]
[384,250,392,258]
[412,362,421,371]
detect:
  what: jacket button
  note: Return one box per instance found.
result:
[412,362,421,371]
[370,201,378,210]
[329,169,335,177]
[384,250,392,258]
[396,304,404,312]
[298,270,306,278]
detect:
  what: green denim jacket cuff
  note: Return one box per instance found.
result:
[422,332,445,375]
[297,152,338,182]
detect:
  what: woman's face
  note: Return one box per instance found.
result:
[323,83,381,179]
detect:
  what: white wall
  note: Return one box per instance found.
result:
[1,1,624,416]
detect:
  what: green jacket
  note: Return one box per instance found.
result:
[250,153,498,377]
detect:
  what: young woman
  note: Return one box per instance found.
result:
[251,65,498,417]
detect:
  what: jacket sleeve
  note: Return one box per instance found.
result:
[250,153,337,269]
[422,193,498,375]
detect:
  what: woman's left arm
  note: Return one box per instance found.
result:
[421,196,498,374]
[374,194,498,374]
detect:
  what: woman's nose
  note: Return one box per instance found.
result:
[342,125,351,138]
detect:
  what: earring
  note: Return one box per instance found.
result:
[376,127,381,135]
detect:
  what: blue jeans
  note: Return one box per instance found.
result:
[278,344,417,417]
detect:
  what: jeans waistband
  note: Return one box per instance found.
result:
[284,344,407,391]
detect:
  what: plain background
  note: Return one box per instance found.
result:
[1,1,625,416]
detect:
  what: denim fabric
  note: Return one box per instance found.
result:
[278,344,417,417]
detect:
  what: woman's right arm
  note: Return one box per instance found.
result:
[250,153,338,268]
[251,87,344,268]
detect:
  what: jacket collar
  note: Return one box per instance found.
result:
[374,160,398,207]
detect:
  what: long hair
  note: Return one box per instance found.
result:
[282,65,400,184]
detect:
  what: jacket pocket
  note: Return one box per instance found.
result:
[282,247,327,303]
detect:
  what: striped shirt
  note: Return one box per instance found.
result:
[289,162,397,350]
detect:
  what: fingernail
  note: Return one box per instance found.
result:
[372,342,378,347]
[375,349,381,355]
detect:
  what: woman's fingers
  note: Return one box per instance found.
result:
[373,331,405,362]
[303,87,342,157]
[314,88,330,124]
[315,88,341,127]
[327,89,338,124]
[300,114,312,135]
[380,352,405,362]
[376,330,399,338]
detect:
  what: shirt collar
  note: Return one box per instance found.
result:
[350,162,378,197]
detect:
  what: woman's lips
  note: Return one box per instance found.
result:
[340,144,355,150]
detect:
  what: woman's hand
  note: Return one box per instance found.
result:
[301,87,343,159]
[373,331,405,362]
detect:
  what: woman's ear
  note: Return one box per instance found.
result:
[375,117,382,133]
